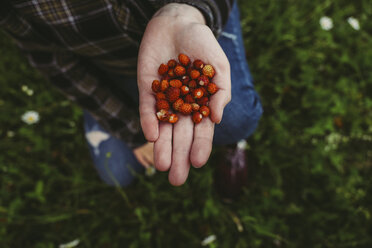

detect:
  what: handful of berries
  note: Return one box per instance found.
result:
[152,54,218,124]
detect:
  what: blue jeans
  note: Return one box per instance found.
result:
[83,2,263,186]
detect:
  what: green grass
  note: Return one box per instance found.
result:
[1,0,372,247]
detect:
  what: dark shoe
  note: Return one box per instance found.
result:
[214,140,249,201]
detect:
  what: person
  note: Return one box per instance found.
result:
[0,0,263,187]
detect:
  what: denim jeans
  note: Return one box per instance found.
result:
[83,2,263,186]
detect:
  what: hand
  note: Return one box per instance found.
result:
[137,3,231,186]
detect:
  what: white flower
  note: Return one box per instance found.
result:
[319,16,333,30]
[26,89,34,96]
[7,131,15,138]
[237,139,247,150]
[85,130,110,155]
[21,85,28,92]
[347,17,360,30]
[145,166,156,177]
[59,239,80,248]
[201,235,216,246]
[21,111,40,125]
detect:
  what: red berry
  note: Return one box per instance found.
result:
[156,92,166,101]
[190,69,201,80]
[156,109,169,121]
[192,112,203,124]
[168,113,179,124]
[172,98,184,111]
[180,85,190,95]
[178,53,190,66]
[188,80,197,88]
[202,64,215,78]
[166,87,180,103]
[197,96,209,106]
[200,106,210,117]
[167,59,177,68]
[207,82,218,95]
[156,99,170,111]
[168,68,175,78]
[179,103,192,115]
[158,64,169,75]
[161,75,170,81]
[184,94,195,103]
[181,75,190,84]
[160,80,169,92]
[170,79,182,88]
[193,88,204,99]
[174,65,186,77]
[191,103,200,112]
[200,86,209,97]
[198,75,210,86]
[193,59,204,69]
[152,80,160,93]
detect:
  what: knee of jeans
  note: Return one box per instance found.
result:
[95,158,139,187]
[213,94,263,145]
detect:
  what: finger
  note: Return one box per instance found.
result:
[139,93,159,142]
[208,60,231,124]
[208,88,231,124]
[154,122,173,171]
[169,115,194,186]
[190,117,214,168]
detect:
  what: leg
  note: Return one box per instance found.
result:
[213,2,263,145]
[83,110,144,187]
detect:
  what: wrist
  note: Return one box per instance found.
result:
[153,3,206,25]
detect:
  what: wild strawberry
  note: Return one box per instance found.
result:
[152,80,160,93]
[181,85,190,95]
[193,88,204,99]
[156,99,170,111]
[191,103,200,112]
[172,98,184,111]
[168,68,175,78]
[197,96,209,106]
[170,79,182,88]
[184,94,195,103]
[167,59,177,68]
[178,53,190,66]
[156,109,169,121]
[202,64,215,78]
[198,75,209,86]
[190,69,200,80]
[188,80,197,88]
[179,103,192,115]
[200,106,210,117]
[192,112,203,124]
[181,75,190,84]
[207,82,218,95]
[156,92,166,101]
[193,59,204,69]
[187,66,193,76]
[200,86,209,97]
[168,113,179,124]
[158,63,169,75]
[174,65,186,77]
[160,80,169,92]
[166,87,180,103]
[162,75,170,81]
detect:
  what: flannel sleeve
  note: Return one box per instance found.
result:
[25,50,146,148]
[1,5,146,148]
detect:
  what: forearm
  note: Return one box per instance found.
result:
[153,3,206,25]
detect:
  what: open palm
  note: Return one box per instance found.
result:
[137,7,231,186]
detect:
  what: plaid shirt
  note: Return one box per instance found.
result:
[0,0,234,148]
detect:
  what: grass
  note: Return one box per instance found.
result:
[1,0,372,247]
